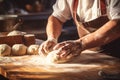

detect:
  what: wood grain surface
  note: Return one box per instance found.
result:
[0,52,120,80]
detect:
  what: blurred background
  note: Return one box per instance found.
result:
[0,0,78,42]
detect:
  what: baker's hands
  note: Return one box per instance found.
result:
[39,38,57,56]
[53,40,83,60]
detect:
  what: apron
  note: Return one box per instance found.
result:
[73,0,120,58]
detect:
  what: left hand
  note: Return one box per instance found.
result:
[53,40,82,60]
[38,38,57,56]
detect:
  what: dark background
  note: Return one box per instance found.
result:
[0,0,79,42]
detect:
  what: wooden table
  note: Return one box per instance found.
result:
[0,52,120,80]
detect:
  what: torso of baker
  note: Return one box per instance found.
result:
[52,0,120,58]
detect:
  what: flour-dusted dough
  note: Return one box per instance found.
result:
[7,30,26,36]
[45,50,59,64]
[0,44,11,56]
[27,44,39,55]
[45,50,70,64]
[12,44,27,56]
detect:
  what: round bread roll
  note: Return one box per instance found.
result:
[0,44,11,56]
[7,30,26,36]
[12,44,27,56]
[27,44,39,55]
[45,50,69,64]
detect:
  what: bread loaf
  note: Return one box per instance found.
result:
[0,44,11,56]
[27,44,39,55]
[12,44,27,56]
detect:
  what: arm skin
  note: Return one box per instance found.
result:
[46,15,63,40]
[77,20,120,50]
[46,15,120,52]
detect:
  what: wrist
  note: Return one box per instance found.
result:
[75,39,86,51]
[47,37,58,43]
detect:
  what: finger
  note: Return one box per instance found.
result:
[39,44,47,56]
[66,53,74,60]
[43,43,50,53]
[39,50,46,57]
[47,41,56,51]
[53,42,66,50]
[57,46,71,57]
[42,41,51,54]
[66,50,80,60]
[44,41,56,53]
[66,51,76,60]
[59,50,71,58]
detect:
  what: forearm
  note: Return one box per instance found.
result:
[78,20,120,50]
[46,15,63,41]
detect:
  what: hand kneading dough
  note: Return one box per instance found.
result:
[0,44,11,56]
[7,30,26,36]
[27,44,39,55]
[45,50,69,64]
[12,44,27,56]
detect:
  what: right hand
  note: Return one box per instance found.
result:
[53,40,82,60]
[38,39,57,56]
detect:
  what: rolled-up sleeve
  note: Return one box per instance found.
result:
[107,0,120,20]
[52,0,72,22]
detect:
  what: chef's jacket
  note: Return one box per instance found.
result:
[52,0,120,23]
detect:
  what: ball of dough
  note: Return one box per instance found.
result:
[27,44,39,55]
[0,44,11,56]
[45,50,59,64]
[7,30,26,36]
[45,50,69,64]
[12,44,27,56]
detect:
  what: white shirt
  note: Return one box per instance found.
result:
[52,0,120,23]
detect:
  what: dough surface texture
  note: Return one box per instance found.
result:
[27,44,39,55]
[0,44,11,56]
[12,44,27,56]
[45,50,71,64]
[7,30,26,36]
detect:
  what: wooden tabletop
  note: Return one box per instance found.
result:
[0,52,120,80]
